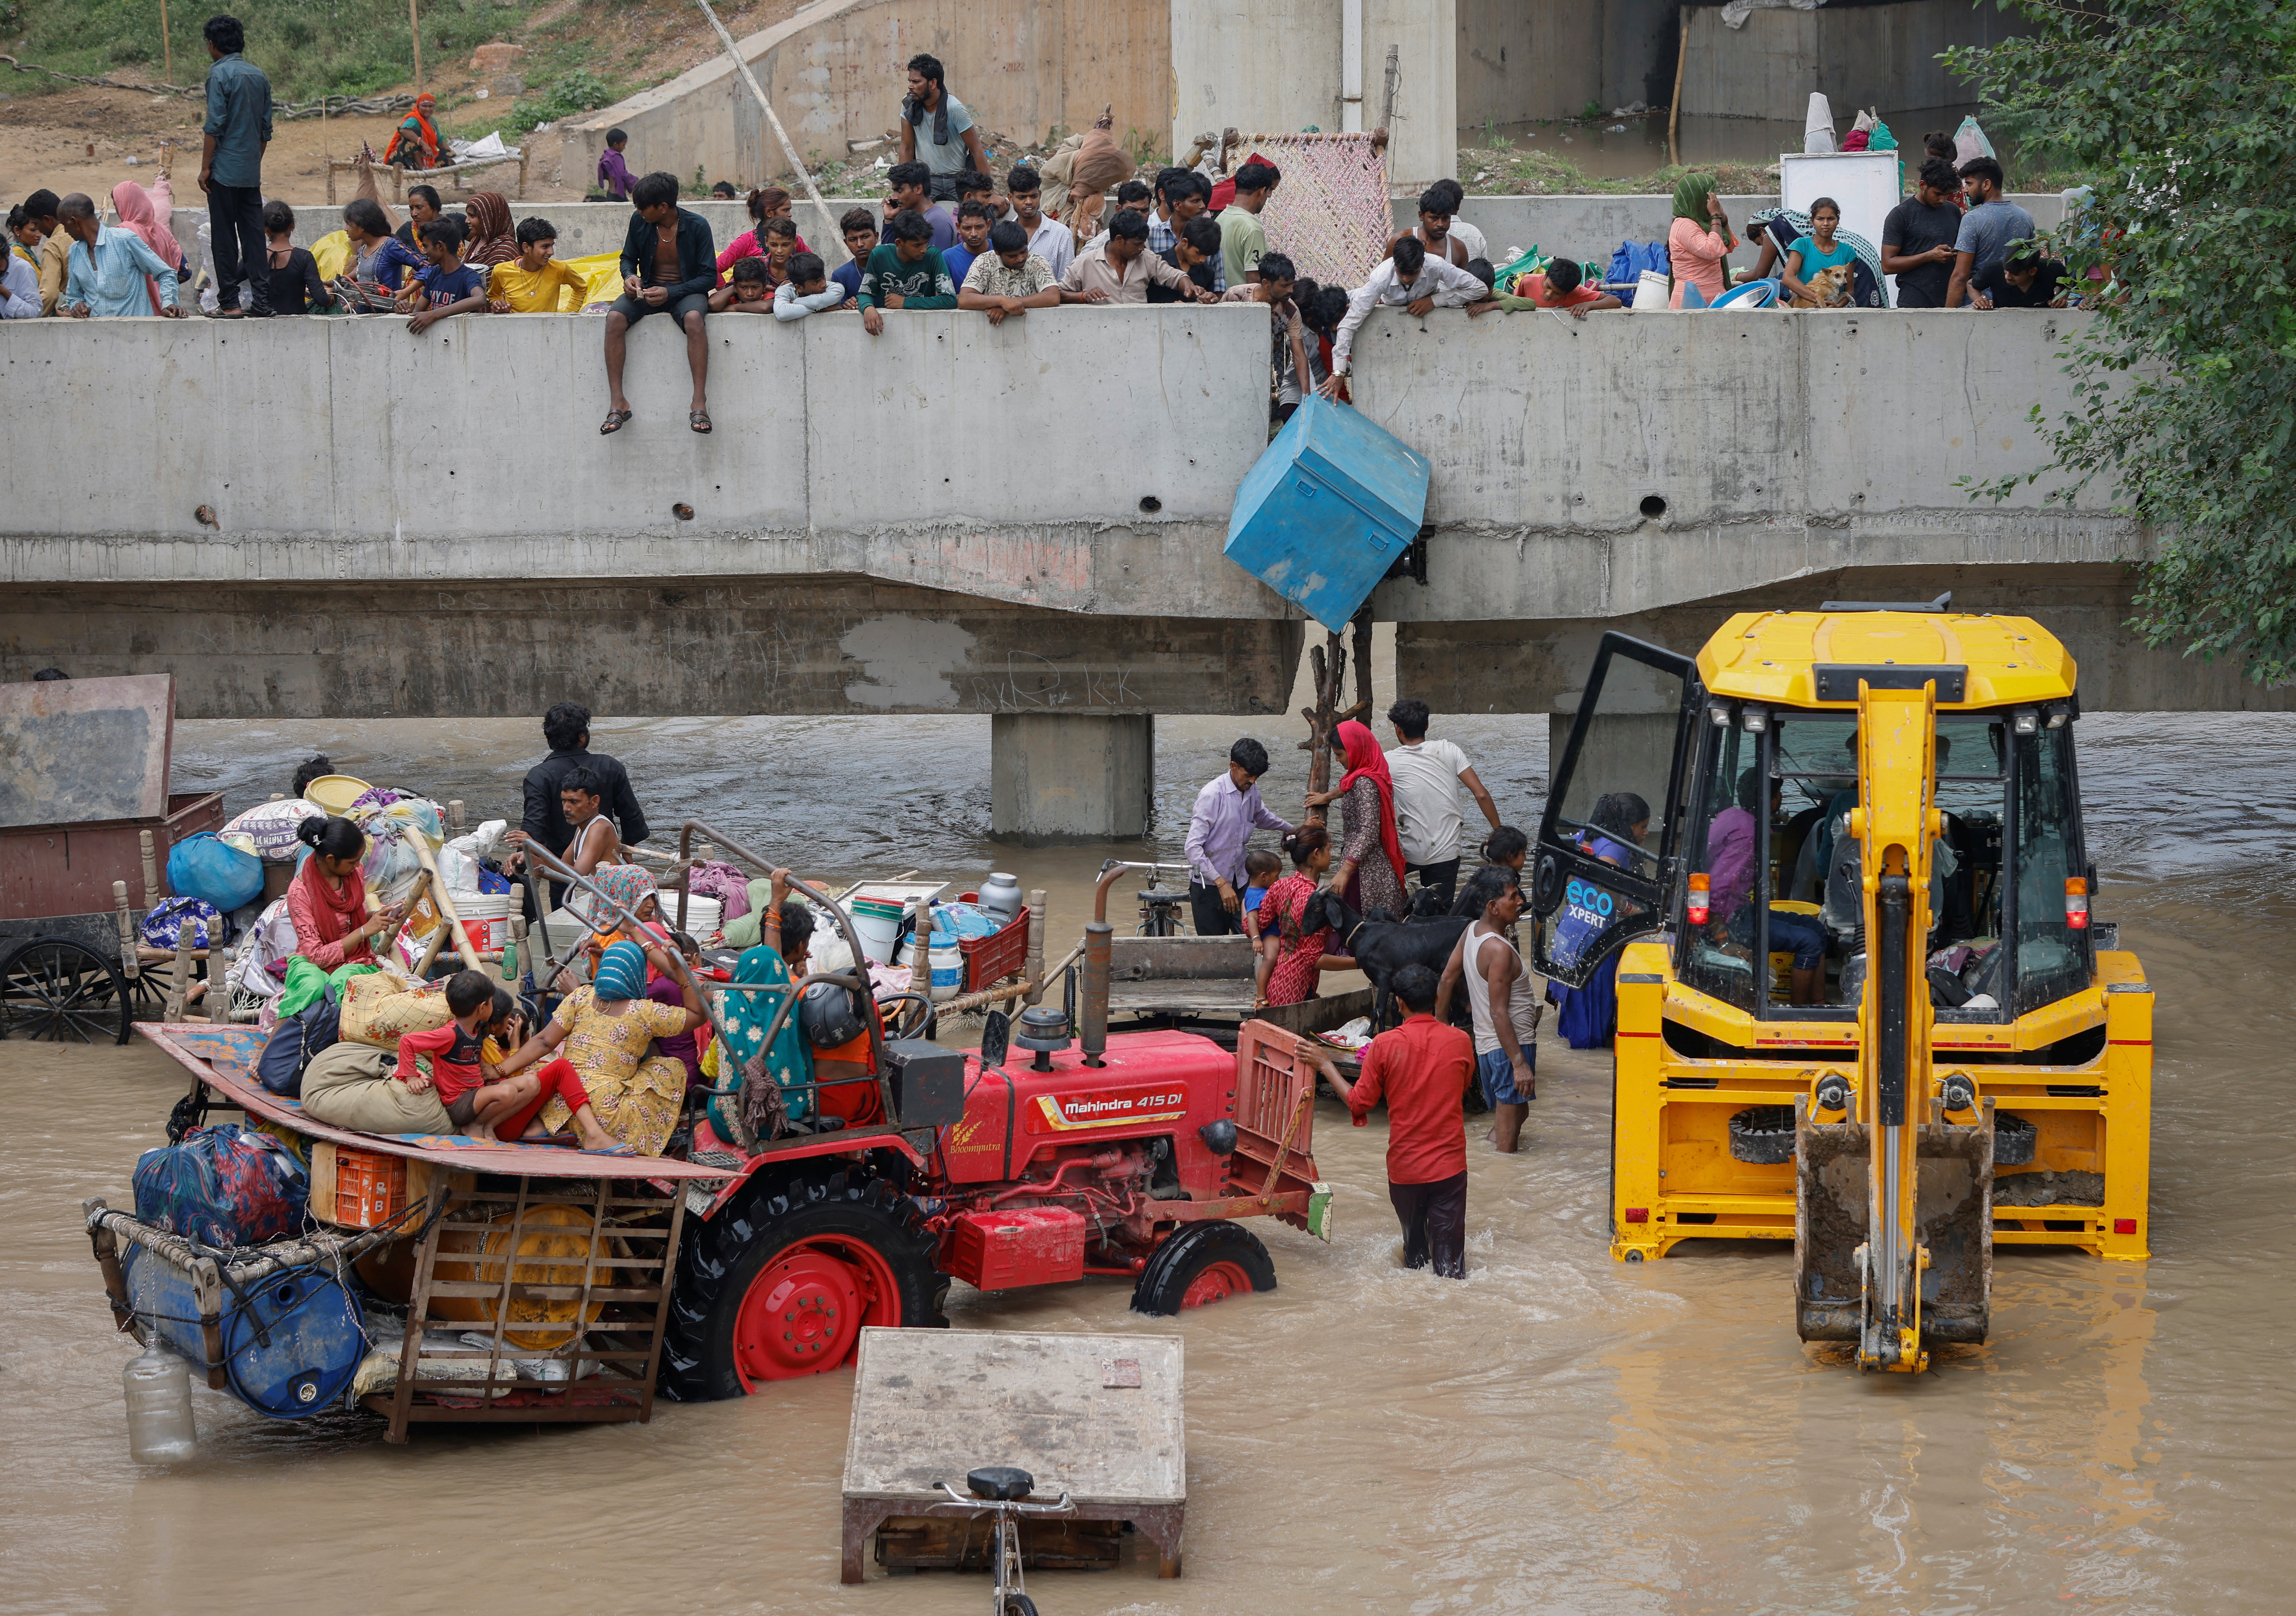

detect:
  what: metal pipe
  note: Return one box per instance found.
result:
[1081,922,1111,1067]
[1341,0,1364,133]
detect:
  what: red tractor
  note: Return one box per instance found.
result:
[654,854,1329,1401]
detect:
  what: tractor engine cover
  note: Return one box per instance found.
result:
[945,1206,1087,1291]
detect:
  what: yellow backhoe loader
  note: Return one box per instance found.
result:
[1531,597,2151,1372]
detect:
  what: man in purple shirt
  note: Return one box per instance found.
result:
[1184,738,1293,937]
[1705,767,1826,1005]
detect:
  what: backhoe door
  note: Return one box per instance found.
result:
[1531,633,1701,987]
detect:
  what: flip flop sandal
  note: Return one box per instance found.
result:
[689,409,712,434]
[582,1142,639,1156]
[599,408,633,435]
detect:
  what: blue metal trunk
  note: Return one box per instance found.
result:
[1223,395,1431,632]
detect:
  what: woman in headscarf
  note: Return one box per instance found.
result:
[111,179,186,314]
[1305,719,1407,918]
[1667,173,1734,308]
[462,191,518,267]
[286,815,406,968]
[711,899,818,1140]
[385,92,442,170]
[494,938,701,1156]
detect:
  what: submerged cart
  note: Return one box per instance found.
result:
[1,674,225,1043]
[97,1023,735,1440]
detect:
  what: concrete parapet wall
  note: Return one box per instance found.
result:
[1354,307,2127,621]
[0,306,1276,623]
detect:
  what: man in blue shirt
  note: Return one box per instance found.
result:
[56,194,183,317]
[199,14,274,318]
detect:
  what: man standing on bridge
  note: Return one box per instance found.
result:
[1310,963,1477,1278]
[199,14,274,320]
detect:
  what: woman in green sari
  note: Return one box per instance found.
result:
[710,884,817,1137]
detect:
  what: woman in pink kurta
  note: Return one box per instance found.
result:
[1667,174,1736,308]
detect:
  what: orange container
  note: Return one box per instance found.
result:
[334,1148,408,1228]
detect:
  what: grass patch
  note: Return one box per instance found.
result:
[9,0,548,103]
[1457,143,1780,196]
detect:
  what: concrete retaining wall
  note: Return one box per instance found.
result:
[1681,0,2027,120]
[556,0,1169,201]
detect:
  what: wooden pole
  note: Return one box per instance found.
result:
[1669,5,1688,168]
[409,0,422,96]
[159,0,172,88]
[139,830,161,909]
[693,0,840,251]
[1350,607,1374,724]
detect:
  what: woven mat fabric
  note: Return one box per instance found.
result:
[1252,134,1393,289]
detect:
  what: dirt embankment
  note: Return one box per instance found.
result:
[0,0,806,209]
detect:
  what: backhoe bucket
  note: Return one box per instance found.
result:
[1795,1100,1994,1348]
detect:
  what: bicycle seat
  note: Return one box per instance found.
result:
[967,1466,1036,1501]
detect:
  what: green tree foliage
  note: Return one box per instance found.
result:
[1949,1,2296,685]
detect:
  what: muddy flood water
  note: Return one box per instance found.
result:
[4,708,2293,1614]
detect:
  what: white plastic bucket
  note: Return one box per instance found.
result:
[451,891,516,952]
[847,897,907,964]
[671,894,721,938]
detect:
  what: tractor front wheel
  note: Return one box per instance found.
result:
[1129,1220,1277,1316]
[661,1162,948,1401]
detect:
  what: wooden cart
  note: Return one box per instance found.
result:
[138,1023,737,1441]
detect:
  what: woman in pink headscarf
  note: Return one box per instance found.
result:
[1305,719,1408,918]
[111,181,185,312]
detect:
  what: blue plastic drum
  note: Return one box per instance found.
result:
[123,1244,368,1418]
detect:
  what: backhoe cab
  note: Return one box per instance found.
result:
[1532,600,2151,1373]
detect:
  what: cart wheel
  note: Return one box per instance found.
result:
[1130,1220,1276,1316]
[0,938,133,1045]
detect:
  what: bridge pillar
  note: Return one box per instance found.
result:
[990,713,1155,844]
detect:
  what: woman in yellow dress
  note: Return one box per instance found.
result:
[495,939,703,1156]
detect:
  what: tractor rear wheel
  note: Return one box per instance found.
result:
[660,1161,948,1401]
[1129,1220,1276,1316]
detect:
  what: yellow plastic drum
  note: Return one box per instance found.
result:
[434,1204,609,1350]
[302,774,374,817]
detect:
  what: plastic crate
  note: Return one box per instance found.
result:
[334,1147,407,1228]
[955,894,1030,992]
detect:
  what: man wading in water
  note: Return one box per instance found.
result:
[1308,963,1476,1278]
[1436,866,1541,1152]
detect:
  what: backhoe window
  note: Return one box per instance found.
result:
[2009,727,2088,1015]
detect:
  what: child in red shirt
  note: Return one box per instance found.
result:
[399,971,614,1148]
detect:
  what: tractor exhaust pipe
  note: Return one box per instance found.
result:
[1081,920,1111,1067]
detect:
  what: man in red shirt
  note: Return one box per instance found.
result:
[1309,963,1476,1278]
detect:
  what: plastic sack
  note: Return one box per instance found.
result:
[351,792,444,845]
[223,798,324,861]
[133,1123,309,1248]
[310,228,354,282]
[141,894,228,951]
[230,897,299,999]
[339,970,453,1049]
[439,820,509,892]
[1954,116,1995,166]
[357,819,427,910]
[256,989,341,1097]
[167,832,265,912]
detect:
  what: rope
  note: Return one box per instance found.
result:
[0,56,413,120]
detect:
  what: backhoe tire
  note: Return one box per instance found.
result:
[661,1161,948,1401]
[1729,1105,1797,1165]
[1130,1220,1276,1316]
[1993,1111,2036,1167]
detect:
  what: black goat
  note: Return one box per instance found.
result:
[1305,887,1473,1031]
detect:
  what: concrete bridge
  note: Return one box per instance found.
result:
[3,304,2279,837]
